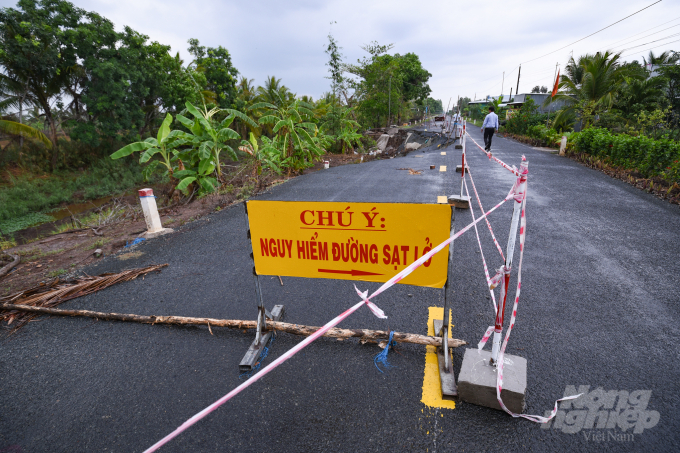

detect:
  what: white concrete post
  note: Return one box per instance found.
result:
[138,188,173,238]
[559,136,567,156]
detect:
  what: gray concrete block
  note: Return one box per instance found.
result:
[458,348,527,413]
[447,195,470,209]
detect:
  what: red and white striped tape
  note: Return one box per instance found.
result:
[467,134,520,177]
[466,158,582,422]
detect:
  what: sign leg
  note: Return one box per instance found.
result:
[433,209,458,399]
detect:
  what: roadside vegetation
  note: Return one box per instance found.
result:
[462,50,680,202]
[0,0,442,241]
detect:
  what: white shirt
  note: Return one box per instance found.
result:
[482,112,499,130]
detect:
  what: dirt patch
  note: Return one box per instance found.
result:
[117,251,145,261]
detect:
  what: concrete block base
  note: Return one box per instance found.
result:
[455,144,463,149]
[455,165,469,174]
[142,228,174,239]
[447,195,470,209]
[458,348,527,413]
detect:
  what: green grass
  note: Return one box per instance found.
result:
[86,238,110,250]
[17,248,64,261]
[47,268,67,278]
[0,239,17,251]
[0,158,164,224]
[0,212,55,235]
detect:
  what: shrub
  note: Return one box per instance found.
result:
[573,128,680,182]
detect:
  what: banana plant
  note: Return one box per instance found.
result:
[251,99,325,173]
[176,101,257,178]
[110,113,188,178]
[110,112,217,194]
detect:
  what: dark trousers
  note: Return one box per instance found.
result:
[484,128,495,150]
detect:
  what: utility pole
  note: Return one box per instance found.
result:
[501,71,504,99]
[515,65,521,96]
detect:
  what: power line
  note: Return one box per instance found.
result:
[520,0,663,64]
[620,38,680,59]
[618,32,680,53]
[606,21,680,49]
[605,15,680,48]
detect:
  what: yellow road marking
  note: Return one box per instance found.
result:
[421,307,456,409]
[440,166,447,172]
[436,196,447,204]
[440,152,446,155]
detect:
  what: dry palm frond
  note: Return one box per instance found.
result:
[408,168,423,175]
[0,264,167,333]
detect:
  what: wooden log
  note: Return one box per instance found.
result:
[0,254,20,279]
[0,303,466,348]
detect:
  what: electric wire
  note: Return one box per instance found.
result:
[520,0,663,64]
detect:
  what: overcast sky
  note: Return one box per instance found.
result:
[3,0,680,104]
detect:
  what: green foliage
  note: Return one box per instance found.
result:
[253,99,325,173]
[657,63,680,130]
[0,120,51,148]
[422,98,443,115]
[47,268,67,278]
[0,212,54,235]
[573,128,680,182]
[112,103,256,195]
[188,38,239,109]
[345,41,432,127]
[503,99,557,135]
[549,51,633,130]
[0,157,153,224]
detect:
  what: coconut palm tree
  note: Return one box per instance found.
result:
[549,51,631,128]
[642,50,678,69]
[0,119,52,161]
[256,76,294,108]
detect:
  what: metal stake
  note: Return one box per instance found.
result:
[490,160,528,366]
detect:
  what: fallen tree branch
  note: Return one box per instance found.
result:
[0,303,467,348]
[0,254,20,279]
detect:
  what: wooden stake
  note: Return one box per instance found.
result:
[0,303,466,348]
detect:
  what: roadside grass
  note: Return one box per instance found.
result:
[17,248,65,261]
[0,239,16,251]
[47,268,67,278]
[86,238,110,250]
[0,158,164,225]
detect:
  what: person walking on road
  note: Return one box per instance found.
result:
[481,106,499,151]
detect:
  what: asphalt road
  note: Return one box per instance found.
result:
[2,125,679,452]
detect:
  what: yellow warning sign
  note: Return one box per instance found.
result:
[247,201,451,288]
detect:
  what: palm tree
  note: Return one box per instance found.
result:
[642,50,678,69]
[235,77,260,138]
[617,76,665,117]
[256,76,294,108]
[0,119,52,162]
[549,51,631,128]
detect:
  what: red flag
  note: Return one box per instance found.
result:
[551,69,560,97]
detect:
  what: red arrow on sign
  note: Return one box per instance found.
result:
[318,268,384,277]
